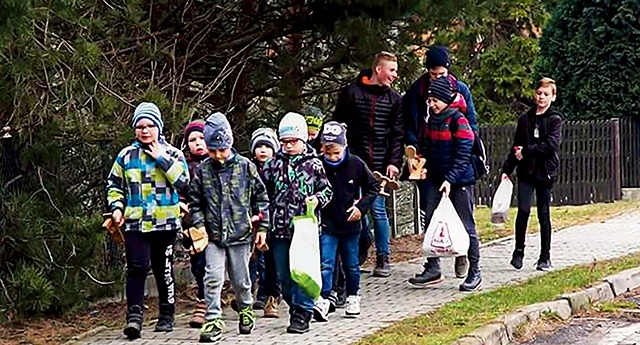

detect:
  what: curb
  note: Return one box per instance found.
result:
[451,266,640,345]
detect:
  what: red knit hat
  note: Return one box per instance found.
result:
[183,120,205,145]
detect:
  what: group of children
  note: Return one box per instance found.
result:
[105,47,563,342]
[107,101,378,342]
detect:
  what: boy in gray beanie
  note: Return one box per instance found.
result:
[188,112,270,342]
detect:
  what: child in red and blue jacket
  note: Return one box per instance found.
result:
[406,77,482,292]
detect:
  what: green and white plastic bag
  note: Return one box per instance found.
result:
[289,201,322,299]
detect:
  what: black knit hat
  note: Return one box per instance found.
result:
[425,46,451,70]
[427,77,454,104]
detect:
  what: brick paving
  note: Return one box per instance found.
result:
[77,212,640,345]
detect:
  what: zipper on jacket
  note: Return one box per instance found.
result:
[369,95,378,169]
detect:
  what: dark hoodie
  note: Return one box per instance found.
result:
[321,150,378,235]
[502,107,564,182]
[262,144,333,240]
[333,69,404,173]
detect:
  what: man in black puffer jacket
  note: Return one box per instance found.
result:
[333,51,404,278]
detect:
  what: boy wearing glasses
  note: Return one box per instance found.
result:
[106,102,189,339]
[262,112,333,334]
[189,113,270,343]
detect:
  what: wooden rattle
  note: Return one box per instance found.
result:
[405,145,426,180]
[373,171,399,197]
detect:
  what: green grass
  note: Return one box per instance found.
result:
[357,252,640,345]
[475,201,640,243]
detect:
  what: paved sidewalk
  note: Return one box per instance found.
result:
[80,212,640,345]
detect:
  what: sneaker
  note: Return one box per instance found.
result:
[238,306,256,335]
[345,295,361,318]
[408,265,444,288]
[123,305,143,340]
[154,303,175,332]
[459,270,482,292]
[454,256,468,279]
[335,293,347,309]
[536,259,552,271]
[264,296,279,318]
[511,249,524,270]
[199,319,225,343]
[189,299,206,329]
[327,292,337,313]
[312,297,330,322]
[286,309,311,334]
[372,255,390,277]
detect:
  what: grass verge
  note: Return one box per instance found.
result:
[357,252,640,345]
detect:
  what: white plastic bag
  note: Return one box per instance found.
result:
[289,203,322,299]
[422,195,470,257]
[491,178,513,224]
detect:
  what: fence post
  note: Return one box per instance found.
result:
[611,118,622,200]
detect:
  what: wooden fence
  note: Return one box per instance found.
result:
[621,117,640,188]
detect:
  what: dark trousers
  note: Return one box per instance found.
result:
[418,180,480,272]
[262,240,282,299]
[190,251,206,300]
[250,251,266,301]
[515,179,553,261]
[124,231,177,312]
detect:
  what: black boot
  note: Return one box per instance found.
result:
[154,303,175,332]
[372,255,391,277]
[123,305,143,340]
[286,308,311,334]
[408,259,443,287]
[511,249,524,270]
[460,237,482,291]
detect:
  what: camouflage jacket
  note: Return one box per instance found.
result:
[188,151,270,247]
[262,145,333,239]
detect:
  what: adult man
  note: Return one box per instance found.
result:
[402,46,478,280]
[333,51,404,278]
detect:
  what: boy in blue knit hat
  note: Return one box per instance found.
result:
[188,112,270,343]
[106,102,190,339]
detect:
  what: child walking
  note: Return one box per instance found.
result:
[249,128,282,317]
[313,121,377,321]
[106,102,189,339]
[178,120,208,328]
[188,113,270,343]
[502,78,563,271]
[262,112,333,333]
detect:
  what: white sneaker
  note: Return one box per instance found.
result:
[345,295,360,318]
[313,297,330,322]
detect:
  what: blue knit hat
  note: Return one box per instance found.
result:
[425,46,451,70]
[204,112,234,150]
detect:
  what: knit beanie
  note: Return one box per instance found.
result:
[278,112,308,142]
[183,120,205,144]
[203,112,234,150]
[250,128,280,153]
[425,46,451,70]
[132,102,164,132]
[301,105,324,131]
[320,121,347,146]
[427,77,454,104]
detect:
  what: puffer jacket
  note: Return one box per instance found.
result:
[262,145,333,239]
[188,151,270,247]
[422,108,476,186]
[333,69,404,173]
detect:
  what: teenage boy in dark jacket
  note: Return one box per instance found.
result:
[189,113,270,343]
[312,121,378,321]
[333,51,403,277]
[407,77,482,292]
[502,78,563,272]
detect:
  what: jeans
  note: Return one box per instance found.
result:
[203,243,253,320]
[190,251,206,300]
[320,232,360,298]
[271,239,315,313]
[361,195,390,257]
[515,179,553,261]
[417,180,480,272]
[124,231,176,311]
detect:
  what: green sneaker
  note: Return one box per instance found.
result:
[199,319,225,343]
[238,306,256,335]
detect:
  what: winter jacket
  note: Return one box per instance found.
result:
[422,108,476,186]
[106,141,189,232]
[179,153,207,202]
[188,151,270,247]
[321,151,378,235]
[333,69,404,173]
[502,107,563,182]
[403,73,478,149]
[262,145,333,239]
